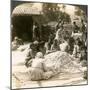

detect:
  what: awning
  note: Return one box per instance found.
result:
[12,3,43,16]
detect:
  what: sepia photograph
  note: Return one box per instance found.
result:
[11,0,88,89]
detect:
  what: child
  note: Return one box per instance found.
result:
[72,38,81,59]
[27,52,54,81]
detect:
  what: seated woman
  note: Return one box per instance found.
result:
[59,37,70,52]
[12,37,20,50]
[25,42,38,67]
[26,52,54,81]
[12,36,24,50]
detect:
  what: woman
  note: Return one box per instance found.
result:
[25,42,38,67]
[27,52,54,81]
[12,37,20,50]
[59,37,70,52]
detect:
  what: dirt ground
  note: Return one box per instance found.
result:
[12,45,87,89]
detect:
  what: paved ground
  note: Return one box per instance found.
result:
[12,46,87,89]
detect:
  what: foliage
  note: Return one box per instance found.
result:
[75,7,84,16]
[42,3,71,23]
[59,12,71,23]
[42,3,60,21]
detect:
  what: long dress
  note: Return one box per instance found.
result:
[29,58,44,80]
[27,58,54,81]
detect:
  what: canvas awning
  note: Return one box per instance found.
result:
[11,3,49,25]
[12,3,43,16]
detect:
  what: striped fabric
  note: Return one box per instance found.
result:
[12,3,43,16]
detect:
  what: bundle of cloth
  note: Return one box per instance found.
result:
[71,32,82,40]
[44,51,83,74]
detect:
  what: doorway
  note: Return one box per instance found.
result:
[12,15,33,41]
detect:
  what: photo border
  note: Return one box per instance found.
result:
[10,0,88,89]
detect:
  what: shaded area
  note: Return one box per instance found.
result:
[12,15,33,41]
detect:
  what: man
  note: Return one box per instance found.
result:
[33,23,40,41]
[72,21,79,33]
[55,26,64,44]
[80,19,86,33]
[80,19,87,43]
[55,19,64,32]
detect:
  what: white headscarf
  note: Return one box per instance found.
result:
[36,52,44,58]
